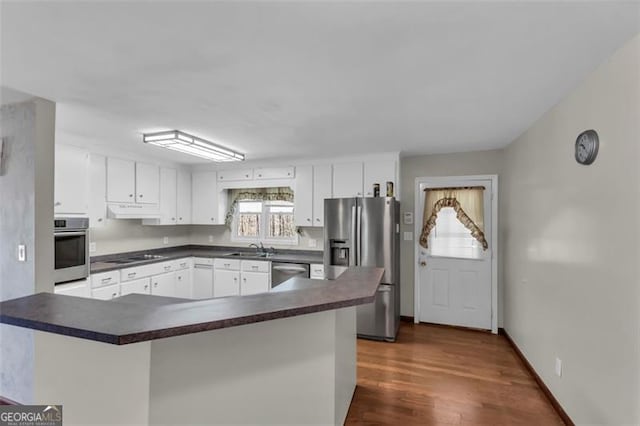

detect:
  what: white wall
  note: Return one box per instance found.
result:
[189,225,324,251]
[399,150,504,318]
[89,220,191,256]
[502,34,639,424]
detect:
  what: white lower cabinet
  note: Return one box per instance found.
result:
[151,272,176,297]
[192,258,214,299]
[240,271,270,296]
[213,269,240,298]
[92,283,121,300]
[120,277,151,296]
[175,270,193,299]
[310,264,325,280]
[54,279,90,298]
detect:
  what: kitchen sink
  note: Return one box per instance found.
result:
[108,254,167,264]
[226,252,272,258]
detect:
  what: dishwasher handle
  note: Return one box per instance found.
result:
[273,266,308,273]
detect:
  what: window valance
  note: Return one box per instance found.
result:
[224,187,294,226]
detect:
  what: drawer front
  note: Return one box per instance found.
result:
[193,257,214,266]
[254,167,295,180]
[217,169,253,182]
[91,283,121,300]
[310,264,325,279]
[120,262,165,282]
[241,260,270,273]
[91,270,120,289]
[214,258,241,271]
[173,258,193,270]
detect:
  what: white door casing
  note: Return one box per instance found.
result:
[414,175,498,333]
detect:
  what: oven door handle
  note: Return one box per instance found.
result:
[54,231,87,237]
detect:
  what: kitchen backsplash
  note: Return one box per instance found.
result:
[89,220,324,256]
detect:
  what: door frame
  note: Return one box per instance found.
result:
[413,174,499,334]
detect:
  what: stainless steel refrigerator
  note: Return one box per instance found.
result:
[324,197,400,342]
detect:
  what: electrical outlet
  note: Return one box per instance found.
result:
[17,244,26,262]
[208,235,214,243]
[308,239,317,248]
[403,231,413,241]
[163,237,169,245]
[555,358,562,377]
[89,242,97,253]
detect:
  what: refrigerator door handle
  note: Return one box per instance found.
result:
[351,205,357,266]
[356,205,362,266]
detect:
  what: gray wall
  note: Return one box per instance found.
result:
[399,150,504,319]
[502,34,639,423]
[0,97,55,403]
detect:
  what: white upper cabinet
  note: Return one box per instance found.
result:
[363,160,396,197]
[254,167,295,180]
[176,170,192,224]
[313,164,332,226]
[135,162,160,204]
[217,169,253,182]
[294,165,313,227]
[192,171,221,225]
[106,157,136,203]
[88,154,107,228]
[332,162,363,198]
[158,168,177,225]
[55,144,89,215]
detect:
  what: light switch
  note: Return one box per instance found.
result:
[163,237,169,245]
[89,242,97,253]
[17,244,26,262]
[403,232,413,241]
[308,239,317,248]
[403,212,413,225]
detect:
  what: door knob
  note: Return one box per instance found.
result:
[419,261,427,267]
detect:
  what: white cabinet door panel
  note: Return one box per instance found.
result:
[192,265,213,299]
[213,269,240,298]
[151,272,176,297]
[332,162,363,198]
[120,277,151,296]
[89,154,107,228]
[55,144,89,214]
[92,283,121,300]
[192,171,219,225]
[240,271,270,296]
[313,164,332,226]
[158,168,177,225]
[175,270,193,299]
[363,160,396,197]
[255,167,295,179]
[135,162,159,204]
[107,157,136,203]
[217,169,253,181]
[176,170,192,224]
[294,165,313,227]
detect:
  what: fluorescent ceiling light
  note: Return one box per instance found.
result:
[142,130,245,162]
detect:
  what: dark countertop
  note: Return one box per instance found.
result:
[0,267,382,345]
[90,245,324,273]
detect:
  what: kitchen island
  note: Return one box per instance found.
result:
[0,267,382,425]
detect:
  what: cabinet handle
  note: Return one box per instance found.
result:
[54,202,61,206]
[154,282,158,287]
[211,217,215,221]
[258,174,262,177]
[245,174,249,178]
[234,277,238,281]
[129,194,133,197]
[316,218,320,222]
[179,217,182,221]
[164,266,171,271]
[220,176,224,180]
[101,277,111,283]
[111,293,118,298]
[357,192,362,196]
[180,263,186,267]
[287,172,291,176]
[307,218,311,222]
[224,263,230,267]
[98,218,103,222]
[140,194,144,198]
[144,284,149,290]
[252,266,258,270]
[171,217,175,221]
[178,276,182,281]
[128,273,136,278]
[243,278,247,282]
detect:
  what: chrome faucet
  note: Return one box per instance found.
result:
[249,242,265,255]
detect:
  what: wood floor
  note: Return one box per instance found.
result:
[345,322,564,425]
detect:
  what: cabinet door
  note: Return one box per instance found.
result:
[158,168,177,225]
[175,270,193,299]
[135,162,160,204]
[55,144,89,214]
[217,169,253,181]
[192,265,213,299]
[332,162,363,198]
[191,171,219,225]
[54,279,89,298]
[363,160,396,197]
[120,277,151,296]
[313,164,332,227]
[213,269,240,298]
[294,165,313,227]
[89,154,107,228]
[92,283,121,300]
[151,272,176,297]
[240,271,270,296]
[176,170,192,224]
[107,157,136,203]
[255,167,295,179]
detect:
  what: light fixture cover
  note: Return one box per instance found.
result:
[143,130,245,162]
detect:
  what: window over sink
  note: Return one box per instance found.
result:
[232,200,298,245]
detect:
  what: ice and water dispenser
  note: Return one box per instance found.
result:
[329,239,351,267]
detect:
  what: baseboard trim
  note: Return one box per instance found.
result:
[0,395,20,405]
[499,328,574,426]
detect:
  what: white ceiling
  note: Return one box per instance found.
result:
[2,1,639,164]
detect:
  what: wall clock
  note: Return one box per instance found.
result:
[575,129,599,165]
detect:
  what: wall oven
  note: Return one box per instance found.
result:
[54,217,90,284]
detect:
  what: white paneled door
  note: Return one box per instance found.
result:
[416,176,496,331]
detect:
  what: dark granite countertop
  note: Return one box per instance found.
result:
[0,267,382,345]
[91,245,324,273]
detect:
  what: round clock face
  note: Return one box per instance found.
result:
[575,130,599,165]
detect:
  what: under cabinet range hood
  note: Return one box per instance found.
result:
[107,204,161,220]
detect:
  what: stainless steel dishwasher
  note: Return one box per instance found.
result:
[271,262,310,288]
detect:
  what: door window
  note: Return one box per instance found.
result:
[428,207,483,259]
